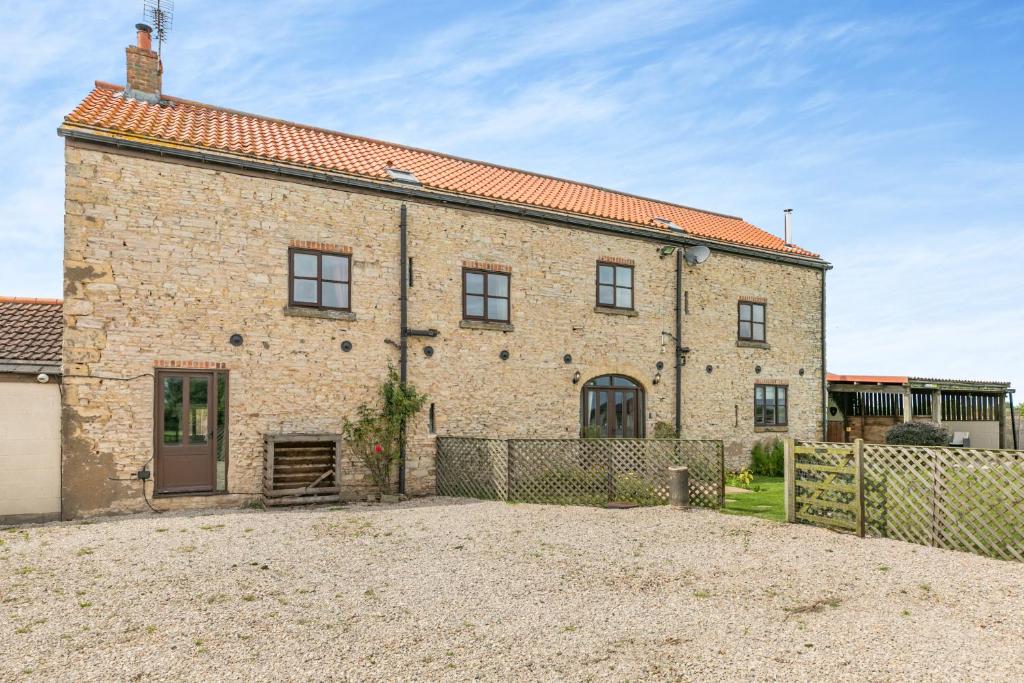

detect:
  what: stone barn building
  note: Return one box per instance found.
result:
[57,25,829,517]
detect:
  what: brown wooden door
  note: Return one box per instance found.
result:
[827,420,847,443]
[156,371,215,493]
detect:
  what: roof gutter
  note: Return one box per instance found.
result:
[0,360,61,376]
[59,127,831,271]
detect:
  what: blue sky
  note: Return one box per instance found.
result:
[1,0,1022,391]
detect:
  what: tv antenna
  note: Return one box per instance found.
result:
[143,0,174,57]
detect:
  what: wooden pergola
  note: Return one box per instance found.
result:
[826,374,1015,449]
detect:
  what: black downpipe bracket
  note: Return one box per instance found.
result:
[398,204,408,495]
[675,249,683,436]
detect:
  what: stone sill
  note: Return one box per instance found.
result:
[754,426,789,433]
[737,340,770,350]
[460,320,514,332]
[594,306,638,317]
[283,305,357,321]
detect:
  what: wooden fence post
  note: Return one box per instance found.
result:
[784,438,796,523]
[854,438,865,538]
[506,440,513,502]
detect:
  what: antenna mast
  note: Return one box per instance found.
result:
[143,0,174,57]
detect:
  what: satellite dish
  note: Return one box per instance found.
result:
[683,245,711,266]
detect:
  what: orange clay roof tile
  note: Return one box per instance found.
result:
[63,82,819,259]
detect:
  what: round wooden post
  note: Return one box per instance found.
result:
[669,466,689,508]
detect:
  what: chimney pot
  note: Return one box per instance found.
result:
[135,23,153,51]
[783,208,793,246]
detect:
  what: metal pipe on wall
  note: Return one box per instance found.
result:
[1009,390,1018,450]
[398,204,408,495]
[675,249,683,436]
[821,269,828,440]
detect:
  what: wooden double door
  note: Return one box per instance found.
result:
[581,375,644,438]
[156,371,218,494]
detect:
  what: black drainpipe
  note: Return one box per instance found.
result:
[821,268,828,440]
[398,204,408,495]
[675,249,683,436]
[1009,390,1018,450]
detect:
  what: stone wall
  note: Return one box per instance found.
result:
[62,141,824,516]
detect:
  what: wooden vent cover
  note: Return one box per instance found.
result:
[263,434,342,506]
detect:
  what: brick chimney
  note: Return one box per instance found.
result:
[125,24,161,103]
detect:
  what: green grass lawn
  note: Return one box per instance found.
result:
[721,476,785,522]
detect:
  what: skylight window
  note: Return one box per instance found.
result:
[652,217,683,232]
[386,167,420,185]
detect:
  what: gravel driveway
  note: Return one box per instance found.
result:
[2,498,1023,681]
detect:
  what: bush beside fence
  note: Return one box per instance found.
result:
[786,439,1024,562]
[437,437,724,508]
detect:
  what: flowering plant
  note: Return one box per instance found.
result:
[343,364,427,497]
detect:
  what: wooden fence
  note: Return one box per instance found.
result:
[436,437,724,508]
[786,439,1024,562]
[785,440,864,536]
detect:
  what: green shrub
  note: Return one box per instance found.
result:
[726,469,753,489]
[885,422,950,446]
[653,421,678,438]
[750,438,784,476]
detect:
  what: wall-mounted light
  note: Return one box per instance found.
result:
[658,245,677,258]
[755,365,762,374]
[799,368,806,376]
[229,334,243,347]
[499,350,510,361]
[706,364,713,374]
[423,345,434,358]
[655,361,665,371]
[563,354,573,364]
[652,372,662,385]
[340,340,353,352]
[572,370,581,384]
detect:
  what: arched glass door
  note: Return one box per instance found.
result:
[581,375,644,438]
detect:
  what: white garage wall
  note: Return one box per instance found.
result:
[0,379,61,521]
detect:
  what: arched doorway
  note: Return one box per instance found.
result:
[581,375,645,438]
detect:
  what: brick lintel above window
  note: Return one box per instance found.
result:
[598,255,635,267]
[462,259,511,273]
[154,360,228,370]
[289,239,352,255]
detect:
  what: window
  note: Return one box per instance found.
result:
[597,262,633,310]
[581,375,644,438]
[754,384,787,427]
[289,248,351,311]
[738,301,766,342]
[463,268,510,323]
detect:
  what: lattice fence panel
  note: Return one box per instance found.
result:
[792,441,861,534]
[435,437,723,508]
[506,438,722,508]
[435,437,508,501]
[865,444,1024,562]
